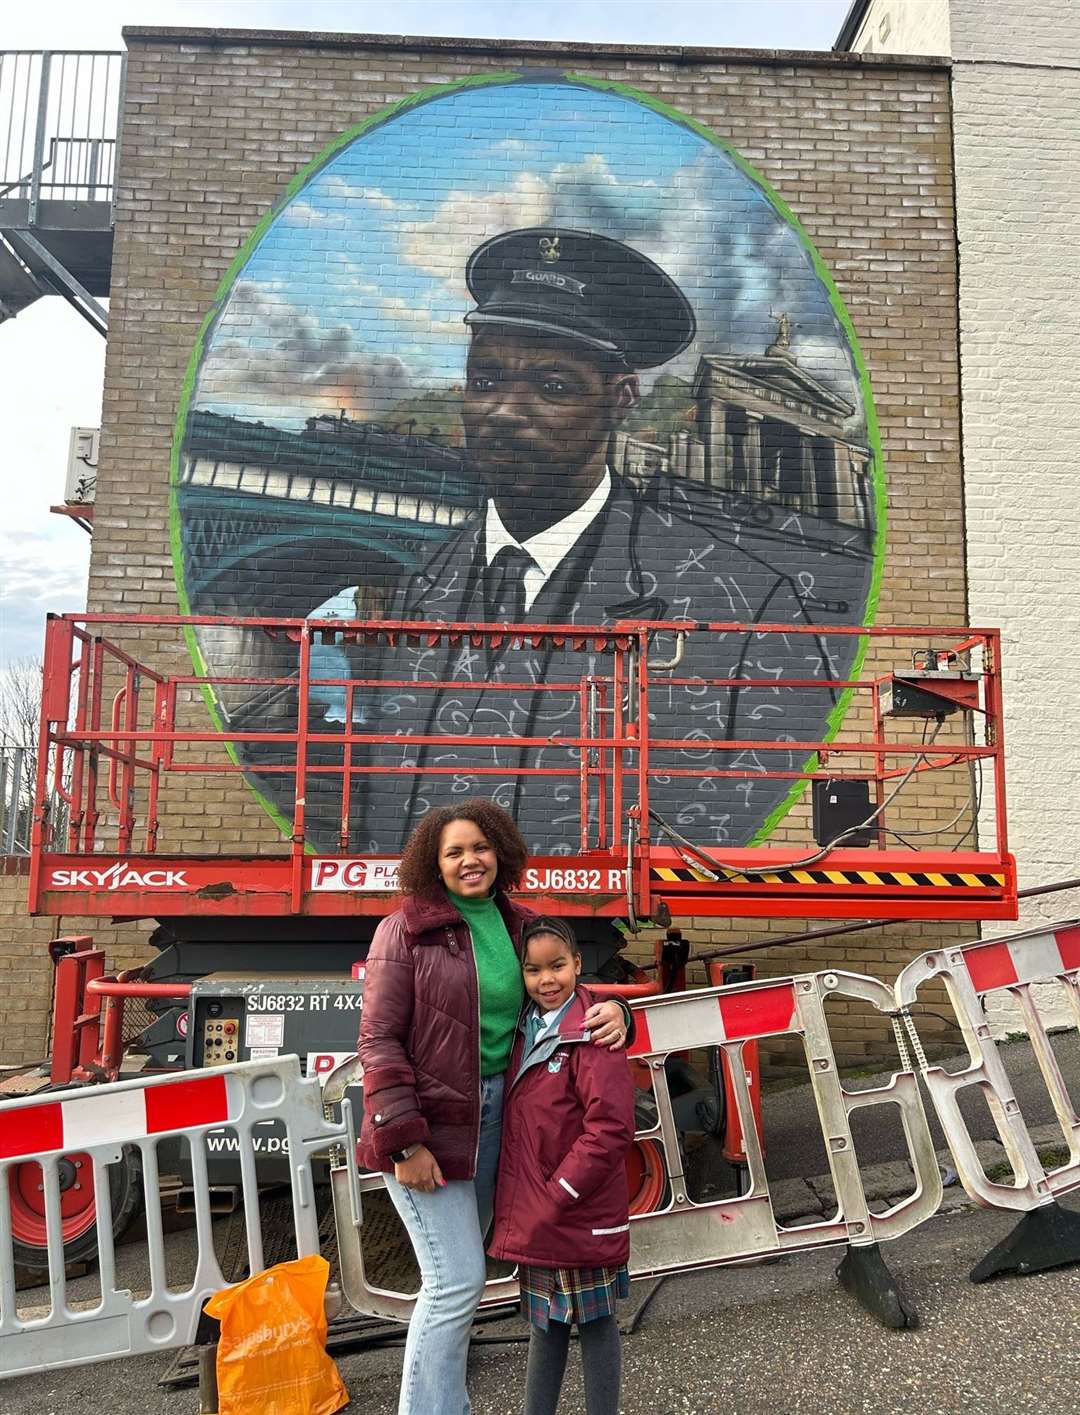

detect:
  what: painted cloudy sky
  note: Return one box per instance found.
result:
[193,77,866,440]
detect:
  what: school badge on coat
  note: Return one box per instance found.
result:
[549,1050,569,1073]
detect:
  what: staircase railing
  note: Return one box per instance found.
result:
[0,51,124,218]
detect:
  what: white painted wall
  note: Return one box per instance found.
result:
[848,0,1080,1028]
[847,0,950,56]
[949,0,1080,1028]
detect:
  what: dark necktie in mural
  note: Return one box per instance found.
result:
[484,545,535,624]
[173,72,883,856]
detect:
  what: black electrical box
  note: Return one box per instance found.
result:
[883,678,957,717]
[812,779,874,848]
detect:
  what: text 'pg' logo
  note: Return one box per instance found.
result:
[310,859,401,892]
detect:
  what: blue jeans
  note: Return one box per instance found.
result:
[384,1074,504,1415]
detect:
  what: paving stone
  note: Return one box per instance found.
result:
[769,1177,822,1221]
[859,1159,920,1202]
[1026,1120,1071,1149]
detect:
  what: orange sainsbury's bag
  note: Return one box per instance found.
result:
[204,1254,349,1415]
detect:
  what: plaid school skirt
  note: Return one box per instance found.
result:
[518,1263,630,1330]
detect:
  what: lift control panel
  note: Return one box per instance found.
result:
[186,972,364,1072]
[178,971,366,1186]
[200,1014,240,1065]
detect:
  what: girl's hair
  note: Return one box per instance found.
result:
[522,915,580,957]
[397,799,529,896]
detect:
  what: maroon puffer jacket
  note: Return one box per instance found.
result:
[356,888,534,1179]
[488,986,635,1269]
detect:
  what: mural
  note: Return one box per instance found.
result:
[173,74,884,855]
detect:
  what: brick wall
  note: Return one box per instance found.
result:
[0,864,151,1066]
[51,27,973,1067]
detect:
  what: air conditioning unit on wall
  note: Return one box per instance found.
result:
[65,426,99,504]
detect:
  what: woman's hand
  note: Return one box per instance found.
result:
[395,1145,445,1193]
[584,999,629,1051]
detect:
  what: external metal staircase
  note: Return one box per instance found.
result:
[0,51,123,334]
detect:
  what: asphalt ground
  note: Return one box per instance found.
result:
[8,1197,1080,1415]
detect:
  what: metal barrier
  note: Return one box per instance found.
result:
[14,931,1080,1378]
[326,968,941,1329]
[0,745,29,855]
[0,1057,348,1379]
[896,919,1080,1278]
[322,1057,520,1324]
[1,741,68,859]
[626,968,938,1328]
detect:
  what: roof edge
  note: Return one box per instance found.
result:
[118,25,950,69]
[833,0,872,52]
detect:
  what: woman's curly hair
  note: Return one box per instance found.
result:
[397,799,529,897]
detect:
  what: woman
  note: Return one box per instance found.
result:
[357,800,630,1415]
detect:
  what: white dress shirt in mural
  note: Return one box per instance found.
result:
[482,471,612,613]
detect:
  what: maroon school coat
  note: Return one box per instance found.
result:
[488,985,636,1269]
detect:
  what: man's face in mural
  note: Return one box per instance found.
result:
[463,327,639,537]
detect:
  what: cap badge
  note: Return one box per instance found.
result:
[538,235,560,265]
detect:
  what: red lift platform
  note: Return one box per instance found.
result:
[28,613,1016,926]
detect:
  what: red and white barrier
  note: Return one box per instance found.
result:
[0,1073,230,1160]
[0,1057,348,1382]
[628,981,797,1056]
[625,969,941,1279]
[18,925,1080,1375]
[897,919,1080,1212]
[328,968,942,1327]
[958,923,1080,994]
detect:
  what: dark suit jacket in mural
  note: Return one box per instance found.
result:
[350,476,871,855]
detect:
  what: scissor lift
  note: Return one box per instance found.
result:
[13,609,1017,1318]
[28,612,1016,926]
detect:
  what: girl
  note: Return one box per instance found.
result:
[356,802,630,1415]
[489,916,636,1415]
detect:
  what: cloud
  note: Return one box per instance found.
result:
[195,282,417,425]
[388,150,861,428]
[214,152,862,436]
[603,153,863,426]
[323,176,399,210]
[282,176,401,228]
[280,200,348,229]
[399,170,553,298]
[483,138,530,156]
[376,293,462,336]
[0,530,88,664]
[549,153,663,243]
[1,533,87,607]
[396,155,658,297]
[0,299,101,664]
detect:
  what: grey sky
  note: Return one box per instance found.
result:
[0,0,851,665]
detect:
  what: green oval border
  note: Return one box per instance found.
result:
[170,69,887,849]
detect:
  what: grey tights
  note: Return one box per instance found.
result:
[522,1316,621,1415]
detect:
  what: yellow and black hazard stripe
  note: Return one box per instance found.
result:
[650,865,1006,890]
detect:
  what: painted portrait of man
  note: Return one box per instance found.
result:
[177,75,881,856]
[356,226,868,853]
